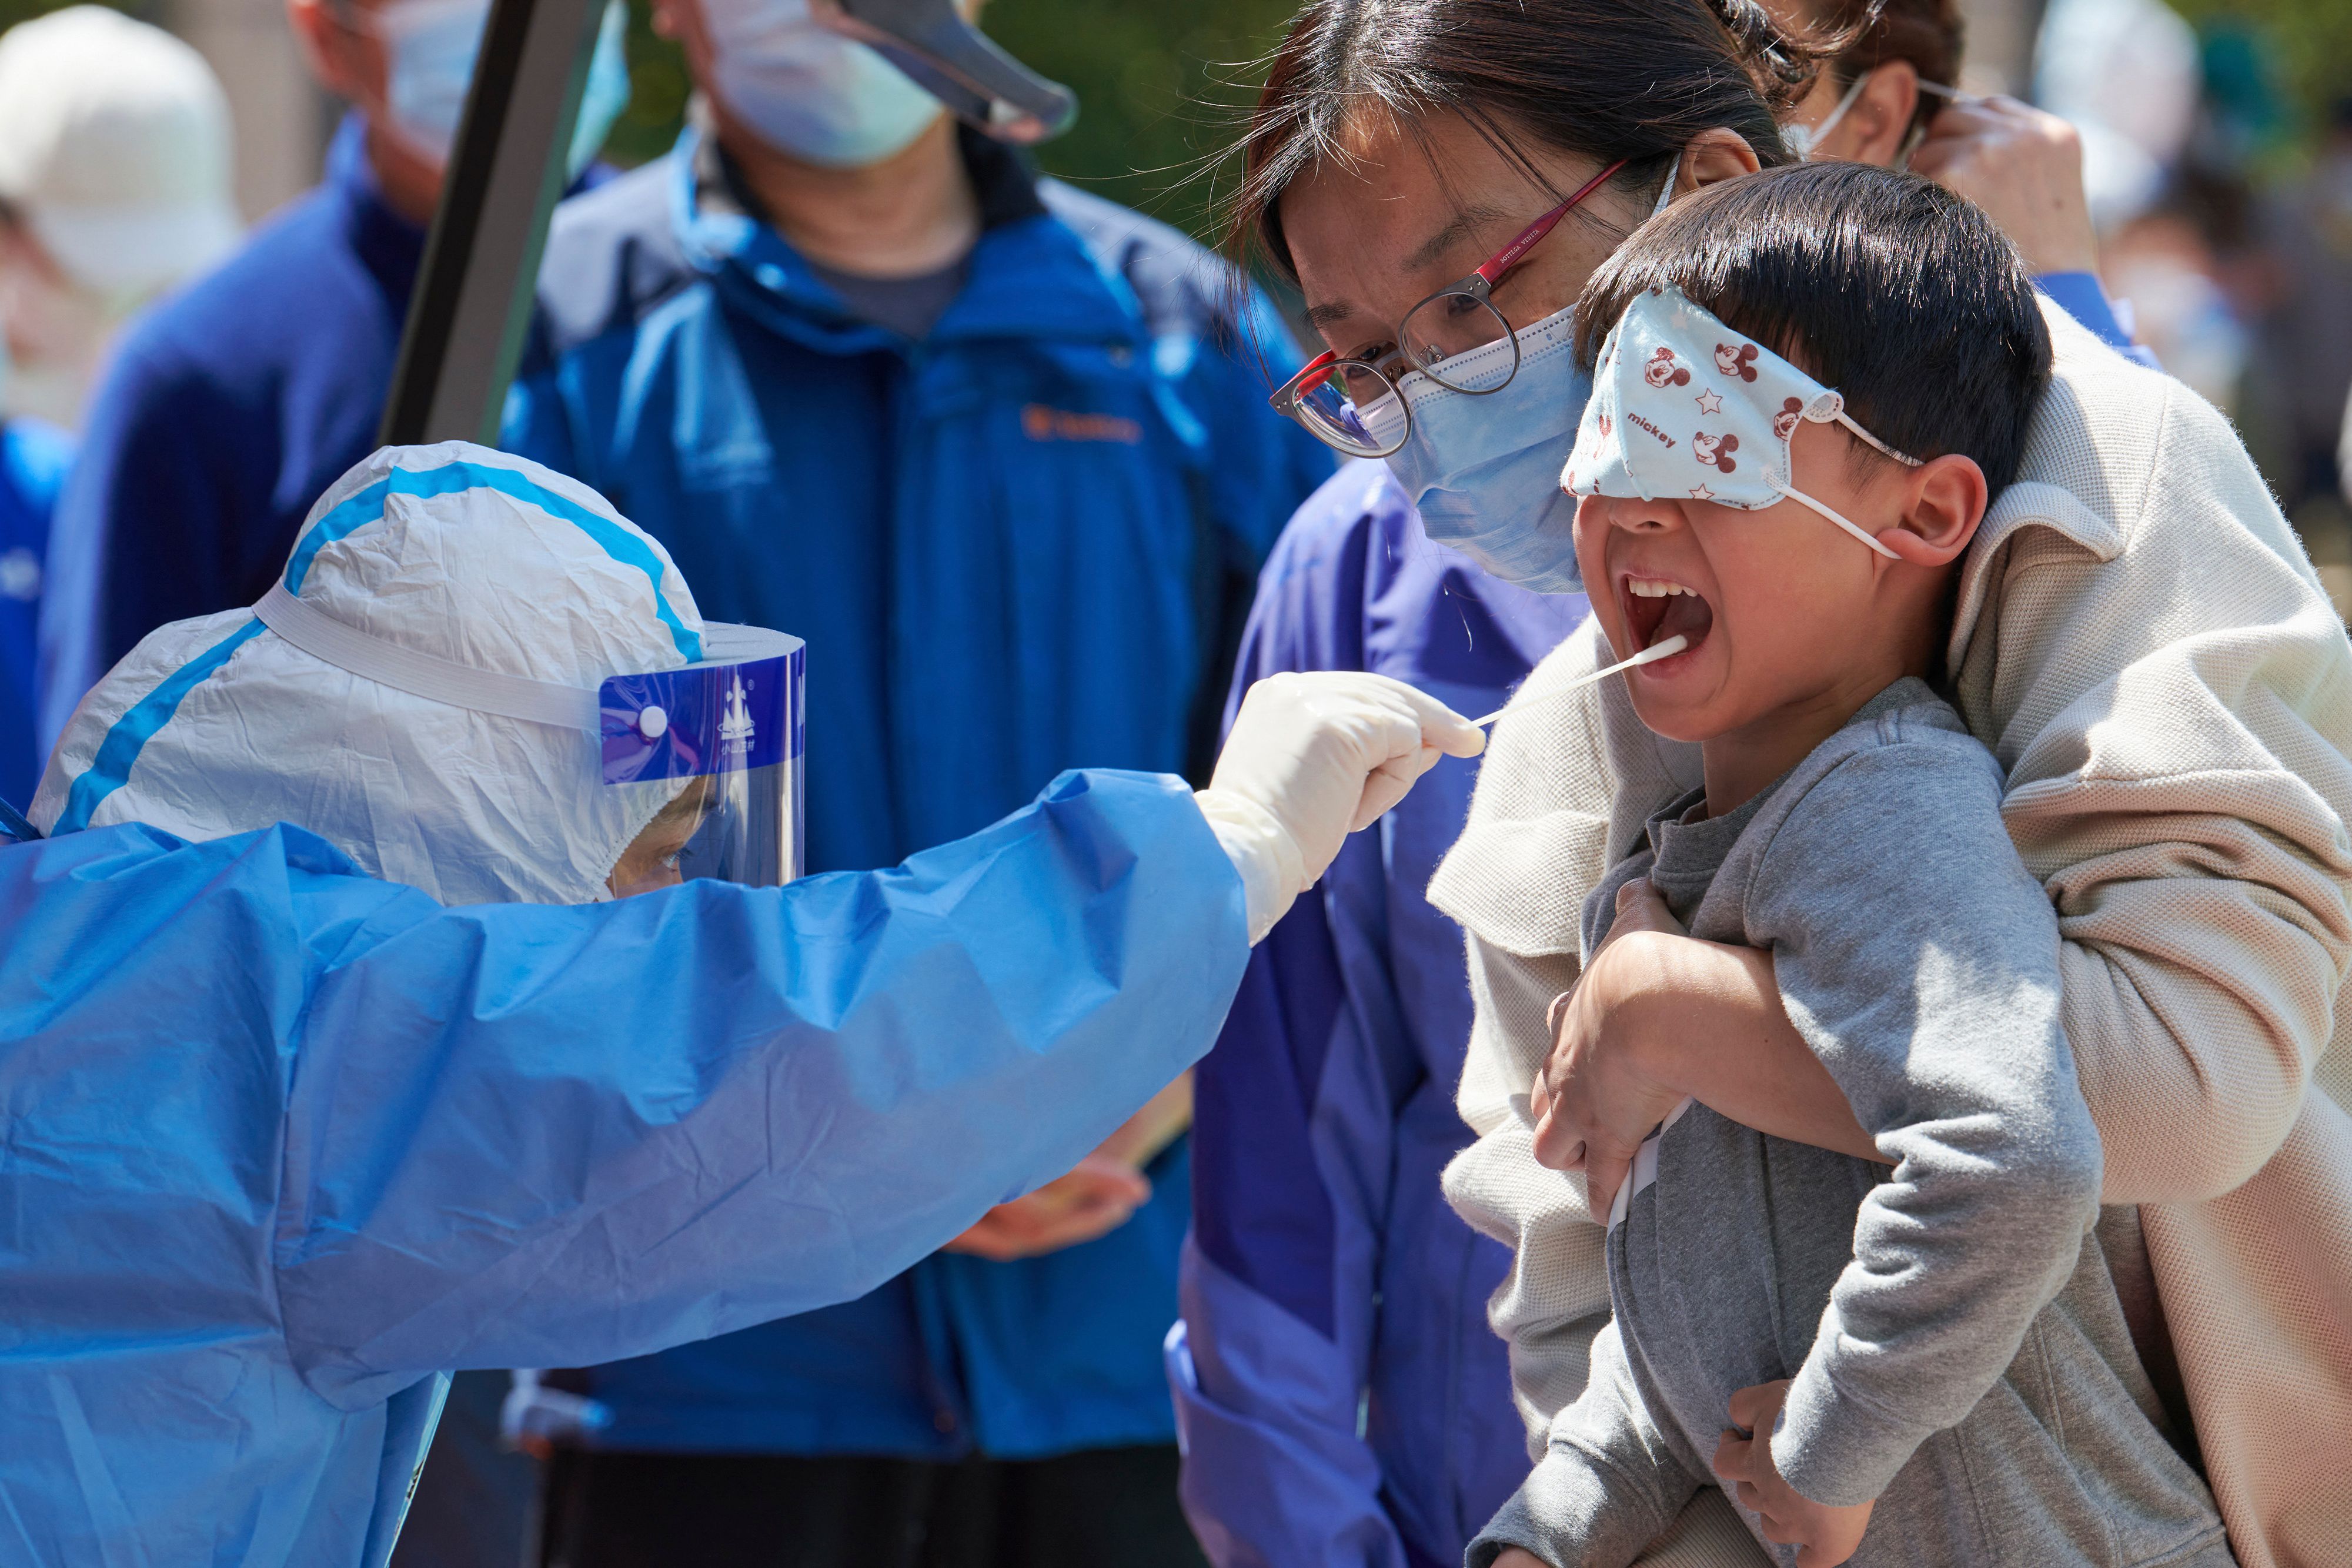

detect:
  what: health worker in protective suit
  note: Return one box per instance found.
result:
[30,0,630,759]
[0,441,1479,1568]
[503,0,1332,1558]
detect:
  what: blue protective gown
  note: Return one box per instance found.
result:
[0,767,1248,1567]
[503,125,1331,1460]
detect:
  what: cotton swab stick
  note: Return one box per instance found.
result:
[1471,635,1689,727]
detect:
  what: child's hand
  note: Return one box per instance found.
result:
[1489,1551,1551,1568]
[1713,1380,1875,1568]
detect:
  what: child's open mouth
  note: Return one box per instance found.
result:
[1622,574,1713,658]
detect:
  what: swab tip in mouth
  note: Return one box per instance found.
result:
[1471,634,1688,727]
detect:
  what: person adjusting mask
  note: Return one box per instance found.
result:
[3,441,1476,1568]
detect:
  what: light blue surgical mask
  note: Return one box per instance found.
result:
[1369,155,1678,594]
[1371,301,1594,593]
[380,0,630,178]
[704,0,944,169]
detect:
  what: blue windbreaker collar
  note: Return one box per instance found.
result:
[669,123,1141,350]
[326,113,429,315]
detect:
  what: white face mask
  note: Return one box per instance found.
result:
[700,0,944,169]
[0,239,136,428]
[1783,69,1873,160]
[377,0,632,175]
[1786,71,1963,165]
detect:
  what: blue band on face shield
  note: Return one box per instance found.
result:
[602,646,806,783]
[1378,303,1593,594]
[602,625,807,891]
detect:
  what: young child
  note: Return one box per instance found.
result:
[1472,164,2231,1568]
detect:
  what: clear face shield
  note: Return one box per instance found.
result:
[600,625,806,897]
[248,580,805,901]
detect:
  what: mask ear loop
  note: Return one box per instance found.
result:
[1895,79,1964,171]
[1773,393,1922,559]
[1769,482,1903,557]
[1786,69,1872,160]
[1649,150,1683,218]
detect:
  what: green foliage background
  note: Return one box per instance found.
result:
[2172,0,2352,145]
[604,0,1299,240]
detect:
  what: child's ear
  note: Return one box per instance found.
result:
[1874,454,1986,568]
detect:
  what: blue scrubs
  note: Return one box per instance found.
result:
[1168,463,1588,1568]
[506,127,1332,1461]
[0,768,1248,1568]
[34,115,423,756]
[0,418,70,810]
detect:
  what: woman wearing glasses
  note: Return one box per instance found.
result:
[1172,2,2351,1567]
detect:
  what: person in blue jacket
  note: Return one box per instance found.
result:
[1169,463,1588,1568]
[0,414,68,809]
[1,438,1476,1568]
[31,0,627,753]
[500,1,1333,1558]
[1167,2,2158,1562]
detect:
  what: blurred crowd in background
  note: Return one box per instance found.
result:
[2,0,2350,513]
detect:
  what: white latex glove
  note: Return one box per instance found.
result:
[1197,672,1484,943]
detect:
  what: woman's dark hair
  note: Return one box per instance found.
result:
[1576,162,2053,495]
[1811,0,1964,139]
[1231,0,1847,281]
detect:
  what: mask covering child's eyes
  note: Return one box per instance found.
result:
[1560,287,1920,556]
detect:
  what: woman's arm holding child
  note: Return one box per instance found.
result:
[1530,880,1875,1213]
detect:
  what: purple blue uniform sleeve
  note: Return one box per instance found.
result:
[1173,465,1589,1568]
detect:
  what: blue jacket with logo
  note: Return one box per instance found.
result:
[503,126,1332,1459]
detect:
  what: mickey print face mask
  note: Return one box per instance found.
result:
[1561,287,1920,557]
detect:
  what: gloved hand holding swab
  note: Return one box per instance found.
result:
[1470,635,1688,728]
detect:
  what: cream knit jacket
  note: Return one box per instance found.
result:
[1428,301,2352,1568]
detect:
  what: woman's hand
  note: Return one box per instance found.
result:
[1714,1380,1875,1567]
[943,1075,1190,1262]
[1909,96,2099,276]
[1528,880,1694,1215]
[943,1154,1151,1261]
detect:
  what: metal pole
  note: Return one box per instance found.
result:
[377,0,603,447]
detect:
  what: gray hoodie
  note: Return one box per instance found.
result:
[1467,680,2227,1568]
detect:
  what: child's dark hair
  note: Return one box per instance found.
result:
[1576,162,2052,495]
